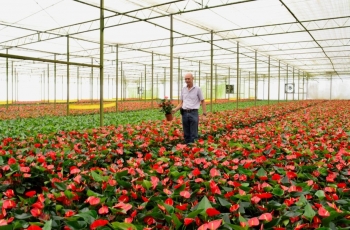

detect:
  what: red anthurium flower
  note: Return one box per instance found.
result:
[27,225,42,230]
[207,219,222,230]
[256,193,273,199]
[98,206,109,215]
[32,201,44,209]
[151,176,159,189]
[65,210,75,217]
[85,196,100,206]
[206,208,220,217]
[8,158,16,165]
[30,208,42,217]
[230,204,239,212]
[286,171,297,179]
[175,203,188,211]
[0,219,8,226]
[70,166,80,174]
[90,219,108,230]
[165,198,173,206]
[337,183,346,188]
[248,217,259,227]
[271,174,281,181]
[25,190,36,197]
[318,206,330,217]
[192,168,201,177]
[180,191,191,199]
[210,168,221,177]
[20,167,30,173]
[118,195,129,203]
[3,189,15,198]
[259,213,273,222]
[143,216,155,225]
[251,196,261,204]
[209,180,221,195]
[3,200,16,209]
[184,218,194,226]
[125,217,133,223]
[113,202,132,212]
[273,228,286,230]
[198,223,208,230]
[294,223,308,230]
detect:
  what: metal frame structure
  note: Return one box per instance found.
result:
[0,0,349,120]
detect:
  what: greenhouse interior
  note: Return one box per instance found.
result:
[0,0,350,229]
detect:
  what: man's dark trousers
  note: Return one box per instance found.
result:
[182,110,199,144]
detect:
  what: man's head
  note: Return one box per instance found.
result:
[184,72,194,87]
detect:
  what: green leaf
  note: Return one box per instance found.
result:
[0,156,4,166]
[91,170,104,182]
[257,168,267,177]
[218,196,232,207]
[186,209,204,218]
[239,214,247,225]
[14,212,32,220]
[43,220,52,230]
[171,213,182,230]
[142,180,152,190]
[54,182,67,191]
[110,222,137,230]
[303,203,316,221]
[115,170,128,179]
[272,187,284,196]
[194,196,212,216]
[86,190,102,197]
[296,195,308,206]
[315,190,325,199]
[163,203,174,215]
[0,225,14,230]
[65,220,88,230]
[75,210,97,224]
[64,190,74,199]
[116,179,132,189]
[322,211,346,227]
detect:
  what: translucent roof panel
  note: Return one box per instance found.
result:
[0,0,349,78]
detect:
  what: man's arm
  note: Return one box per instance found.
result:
[201,100,207,116]
[172,101,183,114]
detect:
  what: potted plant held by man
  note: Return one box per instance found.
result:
[158,97,174,121]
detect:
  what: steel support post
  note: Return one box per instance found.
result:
[268,56,270,105]
[151,52,154,108]
[210,30,213,112]
[67,35,70,116]
[236,42,239,109]
[144,65,147,100]
[54,55,56,107]
[77,67,79,101]
[278,61,280,103]
[215,65,217,102]
[254,50,257,106]
[116,45,118,111]
[228,68,230,101]
[99,0,104,127]
[5,49,8,109]
[330,74,332,100]
[292,67,295,101]
[170,14,173,100]
[178,57,180,103]
[198,61,201,87]
[91,58,93,102]
[286,65,288,101]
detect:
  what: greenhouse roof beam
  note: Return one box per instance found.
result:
[0,0,253,49]
[0,53,100,68]
[279,0,340,77]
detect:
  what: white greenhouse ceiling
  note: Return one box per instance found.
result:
[0,0,349,79]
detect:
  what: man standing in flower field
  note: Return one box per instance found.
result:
[172,72,207,144]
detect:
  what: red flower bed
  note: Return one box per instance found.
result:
[1,100,350,229]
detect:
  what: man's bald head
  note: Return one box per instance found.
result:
[184,72,194,88]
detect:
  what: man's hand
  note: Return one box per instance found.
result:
[203,112,207,116]
[172,108,177,114]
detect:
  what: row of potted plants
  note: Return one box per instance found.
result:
[0,100,349,229]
